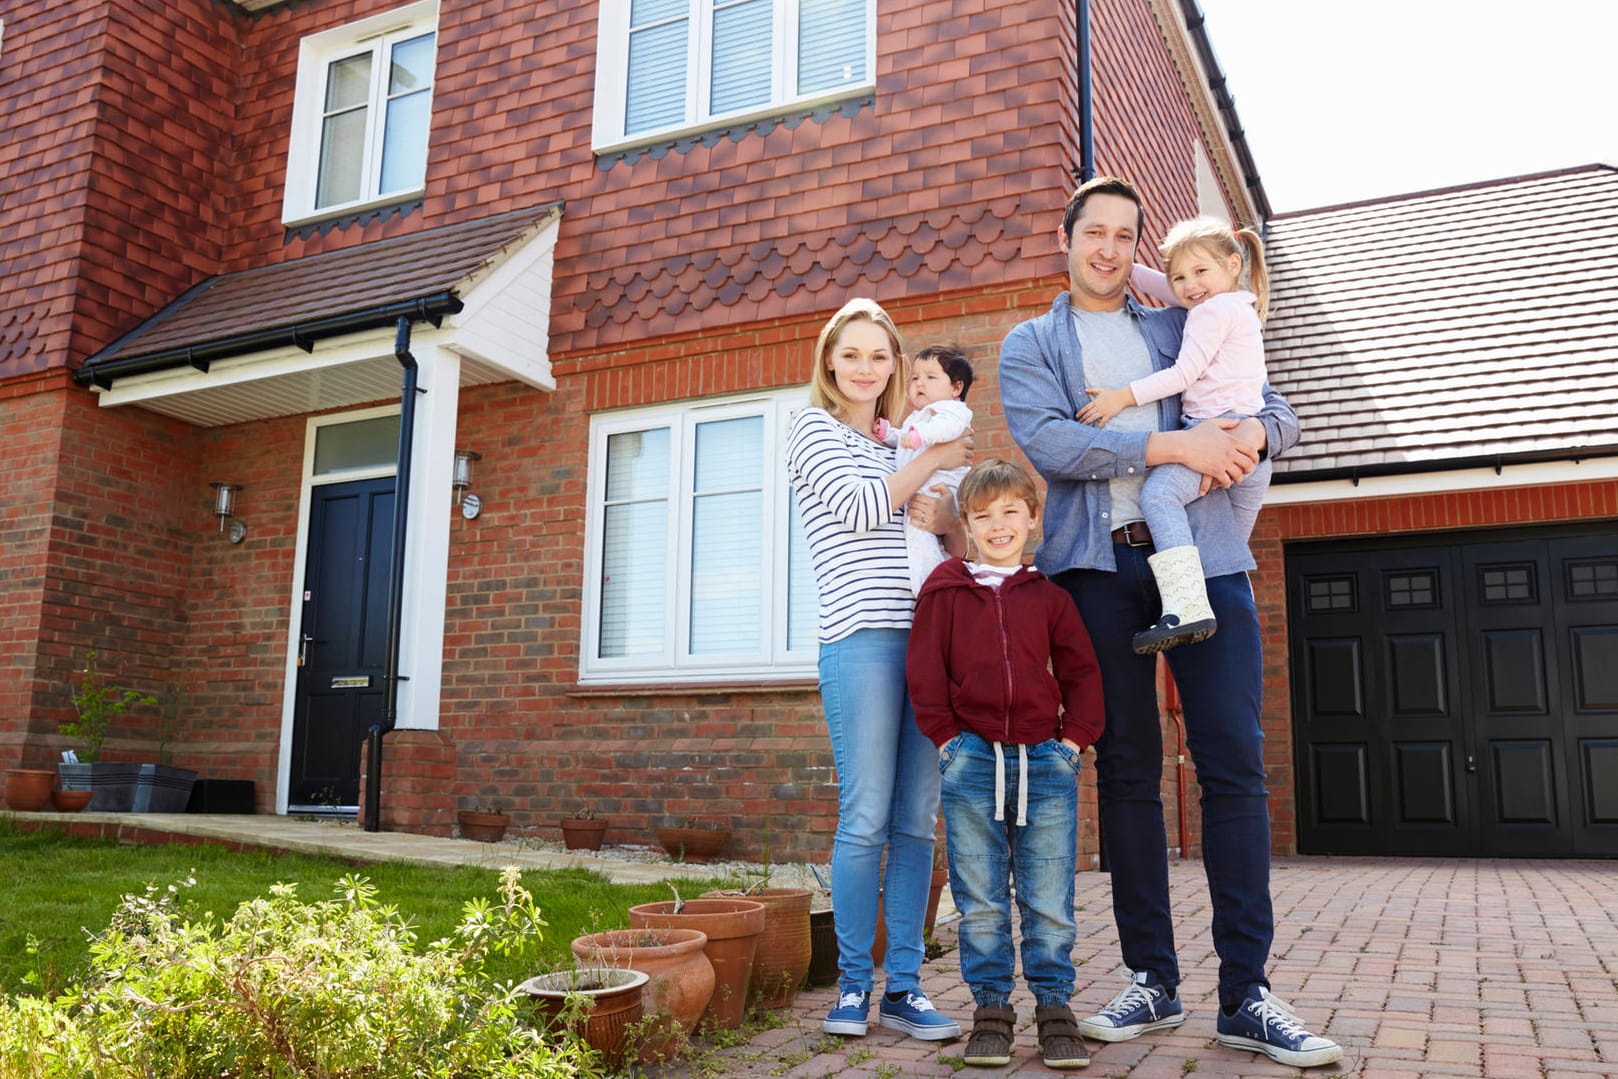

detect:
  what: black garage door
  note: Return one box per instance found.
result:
[1288,521,1618,857]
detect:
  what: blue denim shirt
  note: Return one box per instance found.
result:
[1000,292,1300,578]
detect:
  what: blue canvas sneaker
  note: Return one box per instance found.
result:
[1075,970,1185,1042]
[823,989,871,1036]
[878,990,962,1040]
[1216,986,1343,1068]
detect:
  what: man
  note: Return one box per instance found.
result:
[998,176,1342,1069]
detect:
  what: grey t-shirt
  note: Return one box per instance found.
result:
[1071,306,1157,526]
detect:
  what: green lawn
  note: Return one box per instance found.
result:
[0,820,735,997]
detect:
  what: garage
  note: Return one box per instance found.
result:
[1287,521,1618,857]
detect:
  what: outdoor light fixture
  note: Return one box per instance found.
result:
[453,450,483,519]
[211,482,247,544]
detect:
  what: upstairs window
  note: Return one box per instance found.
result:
[593,0,874,151]
[283,1,437,225]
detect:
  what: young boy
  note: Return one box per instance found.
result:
[906,459,1105,1069]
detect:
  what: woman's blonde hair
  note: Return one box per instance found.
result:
[806,298,908,423]
[1160,217,1270,321]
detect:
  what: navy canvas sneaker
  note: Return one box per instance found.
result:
[1216,986,1343,1068]
[878,990,962,1040]
[1075,970,1185,1042]
[823,989,871,1036]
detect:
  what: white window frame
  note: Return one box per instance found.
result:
[281,0,438,226]
[580,390,817,685]
[591,0,875,154]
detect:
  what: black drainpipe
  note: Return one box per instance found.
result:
[1074,0,1095,183]
[365,314,424,832]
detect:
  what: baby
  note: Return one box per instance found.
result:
[896,345,974,595]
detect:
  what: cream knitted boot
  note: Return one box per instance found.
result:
[1133,545,1218,654]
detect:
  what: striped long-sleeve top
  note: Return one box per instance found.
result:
[786,406,915,644]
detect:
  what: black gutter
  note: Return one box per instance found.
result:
[365,315,424,834]
[1073,0,1094,183]
[73,293,463,389]
[1177,0,1271,223]
[1272,446,1618,486]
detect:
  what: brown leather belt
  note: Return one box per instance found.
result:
[1112,521,1153,547]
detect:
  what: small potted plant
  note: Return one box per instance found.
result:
[457,802,511,842]
[56,650,156,811]
[560,804,609,851]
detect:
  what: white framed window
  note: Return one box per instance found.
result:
[581,391,818,684]
[282,1,438,225]
[592,0,874,152]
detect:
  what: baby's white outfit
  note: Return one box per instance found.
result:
[895,399,973,595]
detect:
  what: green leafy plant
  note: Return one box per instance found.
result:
[0,867,601,1078]
[60,650,156,762]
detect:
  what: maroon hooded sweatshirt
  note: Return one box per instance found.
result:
[906,559,1104,750]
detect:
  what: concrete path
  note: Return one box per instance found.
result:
[14,811,1618,1077]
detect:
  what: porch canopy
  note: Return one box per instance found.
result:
[75,203,563,426]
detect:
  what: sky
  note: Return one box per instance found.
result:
[1192,0,1618,213]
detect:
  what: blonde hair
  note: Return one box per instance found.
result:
[1160,217,1270,321]
[806,298,908,423]
[957,458,1041,519]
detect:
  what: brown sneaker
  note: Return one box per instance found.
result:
[962,1004,1017,1067]
[1035,1004,1091,1069]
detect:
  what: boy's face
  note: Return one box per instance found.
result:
[908,357,961,411]
[965,493,1036,568]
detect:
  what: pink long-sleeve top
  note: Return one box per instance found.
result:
[1128,264,1266,419]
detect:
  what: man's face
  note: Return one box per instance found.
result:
[1059,193,1140,312]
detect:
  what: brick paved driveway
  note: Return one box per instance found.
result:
[651,857,1618,1078]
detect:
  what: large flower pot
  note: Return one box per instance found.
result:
[518,967,647,1070]
[57,761,141,812]
[50,788,94,812]
[560,817,608,851]
[629,898,764,1031]
[132,764,198,813]
[705,888,812,1009]
[571,928,712,1062]
[457,810,509,842]
[807,908,839,987]
[4,769,55,812]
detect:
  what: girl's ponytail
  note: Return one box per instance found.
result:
[1237,227,1269,322]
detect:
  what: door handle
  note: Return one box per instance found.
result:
[299,633,315,668]
[1465,754,1477,774]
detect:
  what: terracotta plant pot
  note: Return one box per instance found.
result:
[457,810,509,842]
[518,967,647,1070]
[570,928,713,1062]
[560,817,608,851]
[629,898,764,1031]
[4,769,55,812]
[807,908,839,986]
[50,788,94,813]
[705,887,812,1008]
[654,825,730,863]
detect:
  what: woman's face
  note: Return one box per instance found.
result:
[826,319,897,410]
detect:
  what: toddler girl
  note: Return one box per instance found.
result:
[894,345,974,595]
[1077,217,1272,654]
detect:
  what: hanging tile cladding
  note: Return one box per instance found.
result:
[0,0,239,374]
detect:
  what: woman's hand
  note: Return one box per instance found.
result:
[906,484,957,535]
[927,430,973,472]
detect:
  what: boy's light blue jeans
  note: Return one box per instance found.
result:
[819,628,941,995]
[939,731,1080,1007]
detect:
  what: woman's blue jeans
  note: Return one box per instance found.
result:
[1056,553,1274,1010]
[819,628,941,994]
[939,732,1079,1007]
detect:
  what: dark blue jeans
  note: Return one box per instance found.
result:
[1056,552,1273,1010]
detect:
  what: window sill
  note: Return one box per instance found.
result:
[566,679,819,698]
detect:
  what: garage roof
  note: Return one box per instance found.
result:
[1263,164,1618,482]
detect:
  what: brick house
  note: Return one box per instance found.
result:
[4,0,1610,862]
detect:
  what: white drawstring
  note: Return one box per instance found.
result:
[991,742,1030,827]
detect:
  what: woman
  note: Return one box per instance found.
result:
[785,298,972,1041]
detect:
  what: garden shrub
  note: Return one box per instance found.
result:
[0,868,601,1079]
